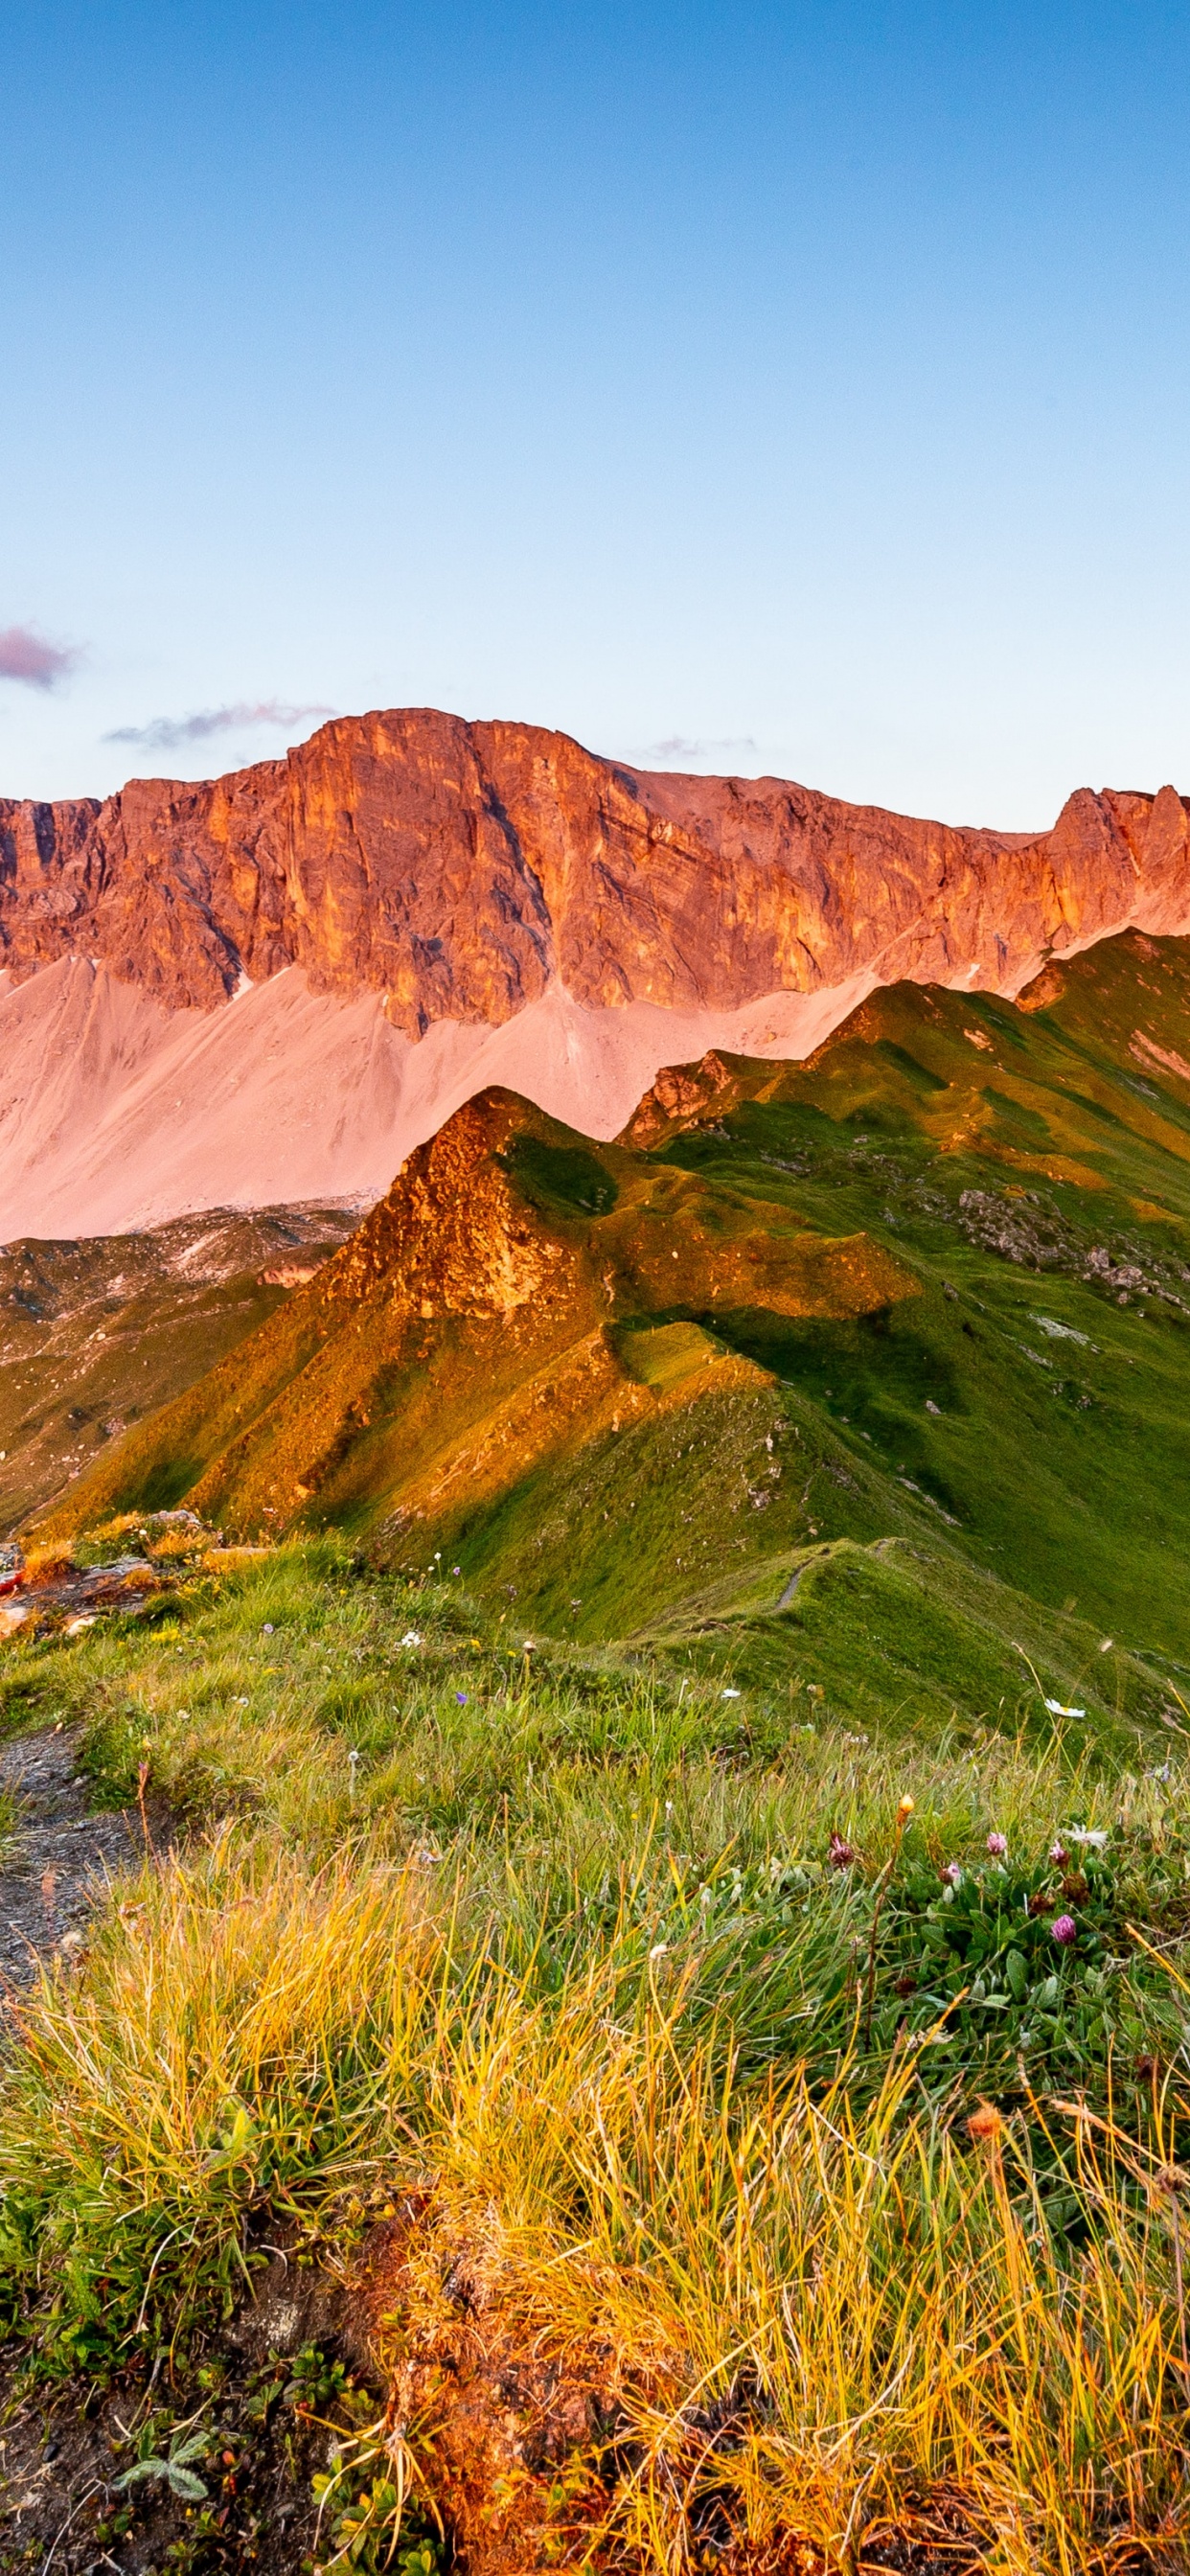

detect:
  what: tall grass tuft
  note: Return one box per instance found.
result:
[3,1546,1189,2563]
[1,1822,1187,2568]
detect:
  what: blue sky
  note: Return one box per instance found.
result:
[1,1,1188,823]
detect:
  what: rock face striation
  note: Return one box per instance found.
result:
[3,708,1189,1236]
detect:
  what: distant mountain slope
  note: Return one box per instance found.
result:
[0,954,866,1243]
[37,931,1190,1705]
[0,1202,355,1532]
[3,707,1188,1236]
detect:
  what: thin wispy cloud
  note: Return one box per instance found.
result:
[630,733,760,766]
[0,625,80,688]
[105,700,336,754]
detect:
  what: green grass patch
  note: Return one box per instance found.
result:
[2,1542,1190,2565]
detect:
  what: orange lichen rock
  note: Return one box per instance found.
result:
[625,1047,740,1144]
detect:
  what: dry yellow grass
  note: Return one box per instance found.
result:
[3,1828,1186,2570]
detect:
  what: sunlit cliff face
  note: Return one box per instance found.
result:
[3,709,1188,1242]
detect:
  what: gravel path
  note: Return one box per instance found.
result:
[776,1543,832,1608]
[0,1727,149,1985]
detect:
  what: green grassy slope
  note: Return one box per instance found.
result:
[624,931,1190,1656]
[3,1542,1190,2570]
[32,931,1190,1749]
[398,932,1190,1721]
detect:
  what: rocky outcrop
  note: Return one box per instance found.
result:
[322,1092,582,1321]
[3,709,1188,1030]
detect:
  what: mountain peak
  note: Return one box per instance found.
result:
[325,1091,577,1321]
[3,707,1186,1025]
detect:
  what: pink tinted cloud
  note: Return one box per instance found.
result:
[105,701,335,754]
[0,625,79,688]
[629,734,759,766]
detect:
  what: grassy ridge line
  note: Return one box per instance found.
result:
[33,932,1190,1692]
[28,1086,917,1559]
[3,1545,1190,2564]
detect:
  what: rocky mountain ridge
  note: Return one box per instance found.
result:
[6,709,1190,1243]
[4,708,1189,1029]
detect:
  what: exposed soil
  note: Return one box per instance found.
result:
[0,2247,366,2575]
[355,2208,989,2576]
[0,2198,1076,2576]
[0,1726,162,1989]
[775,1543,832,1608]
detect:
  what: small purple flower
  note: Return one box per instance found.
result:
[455,1691,468,1705]
[940,1860,962,1886]
[986,1831,1008,1857]
[1049,1841,1068,1868]
[1051,1914,1077,1945]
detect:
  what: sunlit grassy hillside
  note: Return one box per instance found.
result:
[41,932,1190,1709]
[9,931,1190,2569]
[2,1538,1190,2570]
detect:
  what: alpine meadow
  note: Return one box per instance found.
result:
[7,862,1190,2571]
